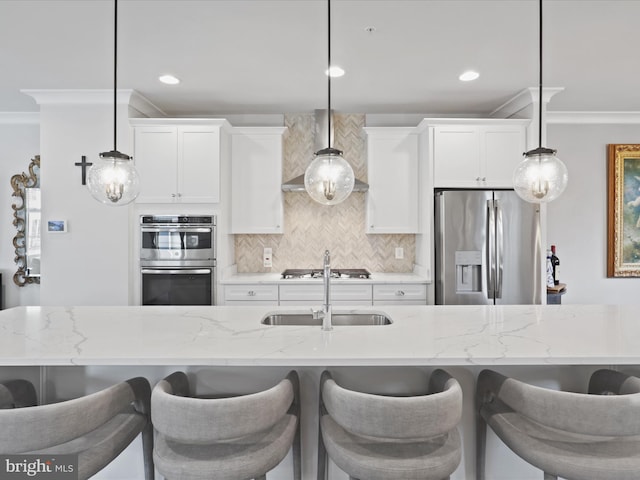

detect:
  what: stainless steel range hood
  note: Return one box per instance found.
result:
[281,110,369,192]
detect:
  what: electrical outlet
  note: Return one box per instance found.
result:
[263,247,273,268]
[395,247,404,259]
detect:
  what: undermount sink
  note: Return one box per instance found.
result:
[261,311,393,326]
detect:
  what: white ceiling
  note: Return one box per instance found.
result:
[2,0,639,117]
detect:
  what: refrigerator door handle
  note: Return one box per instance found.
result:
[495,200,504,299]
[487,199,495,298]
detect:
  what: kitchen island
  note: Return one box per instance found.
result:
[0,304,637,366]
[1,304,638,480]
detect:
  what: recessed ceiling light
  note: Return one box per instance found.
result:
[325,66,345,78]
[159,74,180,85]
[459,70,480,82]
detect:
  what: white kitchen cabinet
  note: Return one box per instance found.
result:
[132,119,229,203]
[231,127,286,234]
[223,284,278,306]
[279,284,373,306]
[223,281,429,306]
[364,127,420,234]
[372,283,427,305]
[432,122,526,188]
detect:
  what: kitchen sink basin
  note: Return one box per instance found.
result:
[261,311,392,326]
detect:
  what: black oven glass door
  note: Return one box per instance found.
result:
[141,227,213,261]
[142,268,212,305]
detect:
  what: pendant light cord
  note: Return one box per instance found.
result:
[327,0,332,149]
[113,0,118,152]
[537,0,542,149]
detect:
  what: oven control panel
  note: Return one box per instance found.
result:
[141,215,215,225]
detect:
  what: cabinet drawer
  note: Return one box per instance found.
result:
[279,284,373,302]
[279,284,323,302]
[373,284,427,301]
[333,284,373,302]
[224,285,278,302]
[225,300,278,306]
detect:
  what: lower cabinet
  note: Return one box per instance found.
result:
[373,284,427,305]
[279,284,373,306]
[223,282,429,306]
[223,284,278,306]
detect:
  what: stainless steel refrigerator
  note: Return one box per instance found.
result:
[434,189,542,305]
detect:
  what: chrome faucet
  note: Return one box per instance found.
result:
[322,250,332,331]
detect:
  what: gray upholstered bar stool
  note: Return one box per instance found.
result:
[151,370,301,480]
[0,377,154,479]
[477,369,640,480]
[318,369,463,480]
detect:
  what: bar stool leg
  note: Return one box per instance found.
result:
[292,418,301,480]
[317,428,328,480]
[142,421,154,480]
[476,410,487,480]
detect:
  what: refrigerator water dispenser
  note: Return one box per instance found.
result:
[455,251,482,293]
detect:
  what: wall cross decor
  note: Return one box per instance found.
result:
[74,155,93,185]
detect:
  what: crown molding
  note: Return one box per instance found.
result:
[129,117,232,131]
[0,112,39,125]
[128,91,165,118]
[19,89,165,117]
[21,89,132,105]
[546,111,640,124]
[490,87,565,119]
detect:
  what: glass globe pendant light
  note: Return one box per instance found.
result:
[304,0,354,206]
[87,0,140,206]
[305,148,354,205]
[513,0,567,204]
[513,147,567,203]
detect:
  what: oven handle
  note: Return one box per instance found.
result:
[141,227,212,233]
[141,268,212,275]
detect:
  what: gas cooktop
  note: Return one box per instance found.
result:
[281,269,371,279]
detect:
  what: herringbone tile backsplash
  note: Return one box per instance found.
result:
[234,113,416,273]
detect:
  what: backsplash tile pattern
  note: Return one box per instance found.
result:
[234,113,416,273]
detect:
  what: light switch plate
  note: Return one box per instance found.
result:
[263,247,273,268]
[395,247,404,259]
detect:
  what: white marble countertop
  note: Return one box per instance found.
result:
[0,304,639,367]
[220,271,430,284]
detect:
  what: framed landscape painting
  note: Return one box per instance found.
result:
[607,144,640,277]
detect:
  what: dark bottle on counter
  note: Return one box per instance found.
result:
[550,245,560,285]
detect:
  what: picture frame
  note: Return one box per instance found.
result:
[47,219,67,233]
[607,144,640,277]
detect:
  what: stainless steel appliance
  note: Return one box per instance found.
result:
[140,215,216,305]
[434,189,541,305]
[281,268,371,279]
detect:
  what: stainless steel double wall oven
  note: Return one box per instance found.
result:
[140,215,216,305]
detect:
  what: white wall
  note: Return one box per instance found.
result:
[0,118,40,308]
[547,122,640,304]
[38,98,133,306]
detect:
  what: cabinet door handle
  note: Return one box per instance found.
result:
[396,290,405,296]
[481,177,486,182]
[177,193,182,198]
[171,193,176,198]
[247,290,256,296]
[475,177,480,181]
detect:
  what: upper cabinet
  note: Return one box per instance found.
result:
[364,127,420,234]
[431,121,527,188]
[131,119,229,203]
[231,127,286,234]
